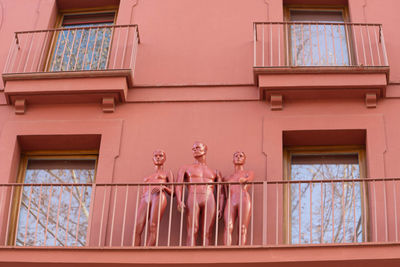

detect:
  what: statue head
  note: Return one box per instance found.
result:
[153,149,166,166]
[233,151,246,165]
[192,141,207,158]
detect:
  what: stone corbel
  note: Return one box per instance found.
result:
[102,97,115,113]
[14,99,26,115]
[270,94,283,110]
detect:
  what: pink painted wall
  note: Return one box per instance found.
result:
[0,0,399,253]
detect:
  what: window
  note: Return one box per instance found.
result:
[286,7,350,66]
[49,11,116,72]
[284,146,367,244]
[11,152,97,246]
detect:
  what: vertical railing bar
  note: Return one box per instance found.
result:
[64,185,74,246]
[331,181,335,243]
[98,186,107,247]
[72,29,85,71]
[105,27,115,69]
[23,185,34,246]
[227,184,231,245]
[120,27,130,69]
[66,29,78,71]
[74,185,85,247]
[21,33,35,73]
[352,180,356,243]
[167,182,174,247]
[262,181,267,246]
[144,184,151,246]
[331,24,337,66]
[373,26,382,66]
[250,183,254,245]
[43,185,54,246]
[132,185,140,246]
[320,182,324,243]
[379,26,389,66]
[344,24,352,66]
[30,33,41,72]
[310,181,313,244]
[109,185,118,247]
[309,24,313,66]
[214,183,220,246]
[37,31,50,72]
[121,185,129,247]
[5,186,16,246]
[342,181,346,242]
[88,28,100,70]
[15,34,27,73]
[338,24,344,66]
[4,37,15,73]
[14,185,24,246]
[275,184,278,245]
[49,29,63,71]
[129,26,138,71]
[262,24,265,66]
[270,23,273,67]
[10,35,21,73]
[294,24,297,66]
[179,185,185,246]
[191,185,197,246]
[362,180,368,242]
[366,25,374,66]
[360,25,367,66]
[85,183,96,247]
[33,185,43,246]
[298,182,301,244]
[54,185,64,246]
[285,23,289,66]
[393,179,398,242]
[324,24,328,65]
[301,24,305,66]
[156,186,162,247]
[317,23,321,65]
[112,27,122,69]
[278,25,281,66]
[240,182,243,246]
[253,24,257,67]
[383,179,388,242]
[203,183,208,247]
[96,28,107,70]
[287,182,290,244]
[373,181,378,242]
[81,28,93,70]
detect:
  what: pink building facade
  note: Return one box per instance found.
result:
[0,0,399,266]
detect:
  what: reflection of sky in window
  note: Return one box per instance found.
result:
[50,22,113,72]
[16,159,96,246]
[290,154,364,244]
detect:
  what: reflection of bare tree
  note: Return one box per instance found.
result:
[15,165,95,247]
[291,162,363,244]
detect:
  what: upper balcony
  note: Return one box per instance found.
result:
[0,179,400,266]
[253,22,390,109]
[2,24,140,113]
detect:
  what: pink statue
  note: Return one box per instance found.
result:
[223,151,254,246]
[134,149,172,246]
[176,142,224,246]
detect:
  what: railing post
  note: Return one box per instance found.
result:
[380,25,389,66]
[263,181,268,246]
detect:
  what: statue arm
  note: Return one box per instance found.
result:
[176,167,186,212]
[163,170,173,195]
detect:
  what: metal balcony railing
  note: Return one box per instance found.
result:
[253,22,388,68]
[0,178,398,248]
[3,24,140,75]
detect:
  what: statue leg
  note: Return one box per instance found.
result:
[239,196,252,246]
[203,194,216,246]
[186,195,199,246]
[134,198,149,246]
[147,193,168,246]
[223,200,237,246]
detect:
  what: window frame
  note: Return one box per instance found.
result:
[283,145,369,244]
[8,150,98,246]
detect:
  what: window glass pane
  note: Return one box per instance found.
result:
[290,153,364,244]
[15,158,96,247]
[49,13,114,72]
[289,10,350,66]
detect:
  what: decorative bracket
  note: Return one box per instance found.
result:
[270,94,283,110]
[14,99,26,115]
[102,97,115,113]
[365,93,377,108]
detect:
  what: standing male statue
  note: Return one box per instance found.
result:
[223,151,254,245]
[176,142,224,246]
[134,149,172,246]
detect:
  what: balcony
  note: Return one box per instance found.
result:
[2,24,140,113]
[0,179,399,266]
[253,22,390,109]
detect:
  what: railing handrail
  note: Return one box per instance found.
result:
[1,177,399,187]
[253,21,382,26]
[15,24,139,35]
